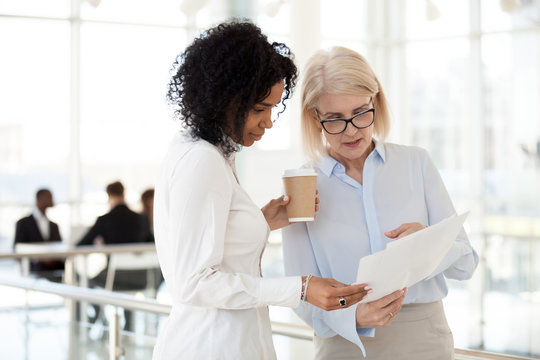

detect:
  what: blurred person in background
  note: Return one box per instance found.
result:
[140,187,163,289]
[140,188,155,242]
[282,46,479,360]
[78,181,150,247]
[78,180,152,330]
[14,188,64,280]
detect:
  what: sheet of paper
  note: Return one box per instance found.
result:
[355,212,469,303]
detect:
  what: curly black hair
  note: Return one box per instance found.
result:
[167,20,298,157]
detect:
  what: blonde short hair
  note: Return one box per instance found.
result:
[301,46,391,161]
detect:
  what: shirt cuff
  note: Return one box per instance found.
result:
[357,327,375,337]
[259,276,301,308]
[313,305,367,356]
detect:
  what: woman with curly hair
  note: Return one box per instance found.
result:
[152,21,369,360]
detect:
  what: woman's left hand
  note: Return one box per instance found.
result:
[384,222,427,239]
[262,191,320,231]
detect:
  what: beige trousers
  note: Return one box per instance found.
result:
[314,301,454,360]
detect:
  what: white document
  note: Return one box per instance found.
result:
[355,212,469,303]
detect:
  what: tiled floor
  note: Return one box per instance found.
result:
[0,305,155,359]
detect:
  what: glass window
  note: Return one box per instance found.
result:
[320,0,368,40]
[320,39,368,56]
[0,0,70,18]
[482,32,540,217]
[80,0,186,26]
[256,0,291,35]
[79,22,184,224]
[195,0,230,30]
[0,18,70,243]
[483,233,540,355]
[405,0,469,39]
[482,0,540,32]
[0,18,70,170]
[405,39,470,195]
[481,32,540,354]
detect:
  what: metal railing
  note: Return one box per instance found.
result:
[0,242,157,284]
[0,276,537,360]
[454,349,538,360]
[0,275,313,359]
[1,242,156,260]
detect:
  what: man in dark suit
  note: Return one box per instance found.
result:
[78,181,150,246]
[78,181,151,330]
[14,188,64,276]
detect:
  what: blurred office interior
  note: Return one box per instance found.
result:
[0,0,539,359]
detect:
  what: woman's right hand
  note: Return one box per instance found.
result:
[355,288,407,328]
[304,276,370,311]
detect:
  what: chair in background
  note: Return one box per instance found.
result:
[104,251,160,297]
[102,251,161,334]
[14,242,66,282]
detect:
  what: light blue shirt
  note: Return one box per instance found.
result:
[282,140,479,355]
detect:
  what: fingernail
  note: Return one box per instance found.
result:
[365,286,372,291]
[368,289,373,294]
[283,195,289,201]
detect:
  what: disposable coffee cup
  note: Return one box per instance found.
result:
[282,168,317,222]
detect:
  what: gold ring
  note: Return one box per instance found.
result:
[389,312,394,318]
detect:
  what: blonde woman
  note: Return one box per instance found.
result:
[282,46,478,359]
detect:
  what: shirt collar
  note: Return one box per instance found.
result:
[182,128,239,162]
[373,138,386,163]
[32,207,47,222]
[317,139,386,177]
[318,155,339,177]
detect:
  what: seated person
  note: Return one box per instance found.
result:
[140,188,164,289]
[79,181,150,248]
[14,188,64,280]
[78,181,152,330]
[140,188,155,243]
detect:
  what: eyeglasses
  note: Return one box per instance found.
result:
[316,107,375,135]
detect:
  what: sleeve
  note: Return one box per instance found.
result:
[282,222,371,355]
[139,214,154,243]
[50,222,62,241]
[77,218,103,246]
[13,220,24,246]
[422,151,479,280]
[167,148,301,309]
[14,220,26,246]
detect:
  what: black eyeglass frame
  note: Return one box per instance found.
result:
[316,107,376,135]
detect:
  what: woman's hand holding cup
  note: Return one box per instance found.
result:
[262,191,320,231]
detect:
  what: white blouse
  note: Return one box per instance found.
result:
[152,131,302,360]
